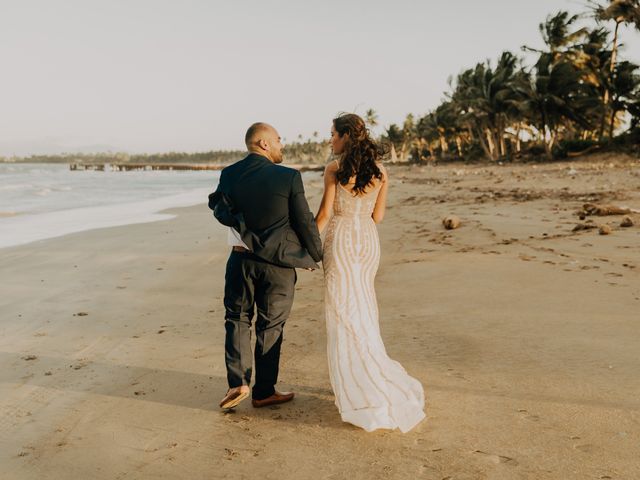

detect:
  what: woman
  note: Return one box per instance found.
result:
[315,113,425,433]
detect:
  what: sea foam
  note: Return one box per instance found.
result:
[0,187,212,249]
[0,163,220,249]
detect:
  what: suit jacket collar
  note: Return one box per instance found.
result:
[244,152,272,165]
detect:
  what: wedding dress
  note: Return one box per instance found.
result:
[323,178,425,433]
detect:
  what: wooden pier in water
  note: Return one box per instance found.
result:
[69,163,323,172]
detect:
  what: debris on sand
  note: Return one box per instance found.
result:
[582,203,637,216]
[620,216,634,227]
[598,224,612,235]
[572,223,598,232]
[442,215,461,230]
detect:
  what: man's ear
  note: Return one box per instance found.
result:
[258,139,269,151]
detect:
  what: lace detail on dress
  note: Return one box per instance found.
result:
[322,180,425,433]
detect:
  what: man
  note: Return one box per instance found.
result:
[208,122,322,410]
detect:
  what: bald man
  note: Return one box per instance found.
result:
[208,122,322,410]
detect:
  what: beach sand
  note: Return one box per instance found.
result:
[1,153,639,479]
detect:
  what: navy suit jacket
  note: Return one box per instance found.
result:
[208,153,322,269]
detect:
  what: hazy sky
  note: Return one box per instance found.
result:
[1,0,639,155]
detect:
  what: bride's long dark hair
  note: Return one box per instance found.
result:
[333,113,386,195]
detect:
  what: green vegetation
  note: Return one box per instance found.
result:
[384,1,640,163]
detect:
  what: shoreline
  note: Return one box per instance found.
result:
[0,187,213,250]
[0,167,324,250]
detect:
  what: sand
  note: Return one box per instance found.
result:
[1,153,639,479]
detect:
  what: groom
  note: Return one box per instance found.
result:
[208,122,322,410]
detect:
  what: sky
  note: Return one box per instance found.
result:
[1,0,639,156]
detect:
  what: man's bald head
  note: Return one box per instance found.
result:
[244,122,284,163]
[245,123,275,148]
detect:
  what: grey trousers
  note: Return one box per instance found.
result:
[223,250,296,400]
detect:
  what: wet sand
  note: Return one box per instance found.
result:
[1,153,639,479]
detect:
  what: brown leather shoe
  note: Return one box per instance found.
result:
[251,391,294,408]
[219,386,250,409]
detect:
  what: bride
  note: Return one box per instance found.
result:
[315,113,425,433]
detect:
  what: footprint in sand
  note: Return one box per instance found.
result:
[574,444,596,453]
[224,448,239,460]
[70,359,90,370]
[473,450,519,466]
[517,409,539,422]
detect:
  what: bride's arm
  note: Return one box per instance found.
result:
[315,162,337,234]
[371,164,389,224]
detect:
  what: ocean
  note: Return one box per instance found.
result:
[0,163,220,249]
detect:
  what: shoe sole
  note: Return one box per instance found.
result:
[252,396,294,408]
[220,390,250,409]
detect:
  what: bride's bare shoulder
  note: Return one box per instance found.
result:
[324,159,339,176]
[376,162,388,182]
[326,158,339,171]
[323,159,339,184]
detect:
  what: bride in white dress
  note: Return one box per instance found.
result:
[315,113,425,433]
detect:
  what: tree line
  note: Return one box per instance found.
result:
[384,2,640,162]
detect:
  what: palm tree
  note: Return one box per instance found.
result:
[447,51,525,161]
[413,115,437,163]
[385,124,403,151]
[571,27,613,140]
[399,114,416,162]
[609,60,640,136]
[516,11,605,155]
[533,11,590,60]
[592,1,640,138]
[381,115,417,162]
[502,68,535,155]
[364,109,379,129]
[515,52,598,158]
[420,104,452,160]
[627,89,640,129]
[594,1,640,70]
